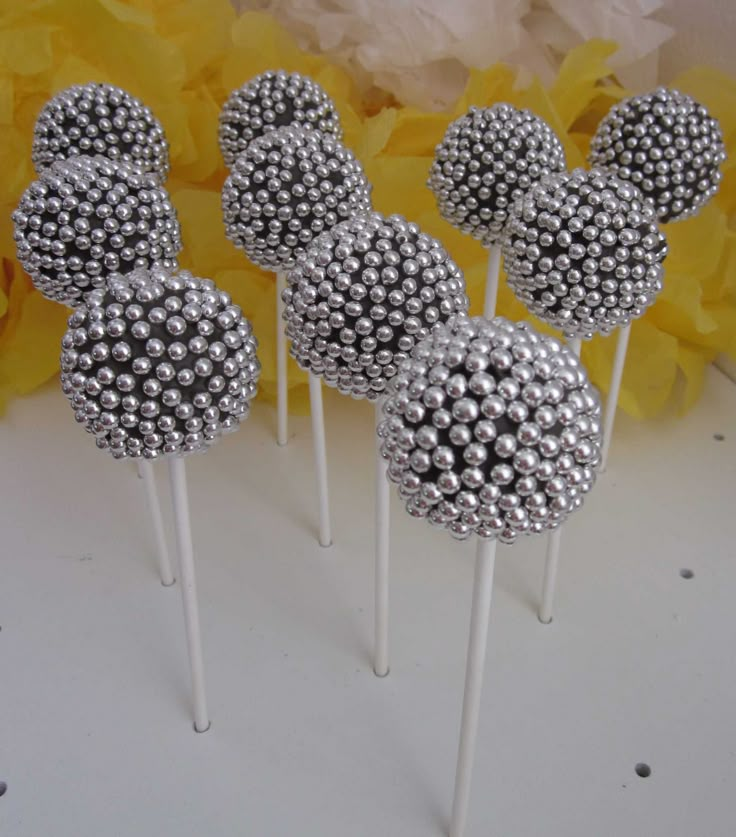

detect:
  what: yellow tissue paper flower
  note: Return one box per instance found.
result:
[0,2,734,422]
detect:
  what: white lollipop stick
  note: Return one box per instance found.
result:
[600,323,631,470]
[449,538,498,837]
[276,271,288,446]
[168,456,210,732]
[308,373,332,547]
[538,336,581,624]
[374,399,390,677]
[139,459,175,586]
[538,526,562,625]
[483,244,502,318]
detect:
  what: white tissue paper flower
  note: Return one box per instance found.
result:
[236,0,673,110]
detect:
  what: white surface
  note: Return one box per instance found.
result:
[1,368,735,836]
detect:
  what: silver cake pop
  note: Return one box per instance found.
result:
[588,87,726,224]
[60,267,260,460]
[503,167,668,340]
[32,83,170,179]
[428,103,567,246]
[219,69,342,168]
[282,210,469,400]
[378,314,601,543]
[13,156,182,307]
[222,125,372,272]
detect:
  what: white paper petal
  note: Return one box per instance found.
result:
[234,0,675,109]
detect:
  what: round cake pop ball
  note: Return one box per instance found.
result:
[428,103,566,247]
[588,87,726,224]
[32,83,170,180]
[219,69,342,168]
[378,314,601,543]
[222,125,372,272]
[282,210,469,400]
[13,156,182,307]
[60,267,260,460]
[503,167,668,340]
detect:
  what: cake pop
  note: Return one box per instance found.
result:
[589,88,726,467]
[283,211,468,399]
[222,125,371,272]
[32,83,170,179]
[218,69,342,168]
[588,87,726,224]
[283,210,469,674]
[60,267,260,459]
[60,266,261,732]
[502,166,666,620]
[378,313,601,837]
[13,156,181,307]
[503,167,668,340]
[223,125,371,545]
[428,103,566,316]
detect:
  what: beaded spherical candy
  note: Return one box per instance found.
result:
[588,87,726,224]
[503,167,668,340]
[428,103,566,247]
[60,268,261,460]
[378,314,601,543]
[282,211,469,400]
[219,69,342,167]
[13,156,182,307]
[32,83,170,179]
[222,126,372,272]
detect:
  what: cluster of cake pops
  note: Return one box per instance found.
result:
[13,82,261,734]
[422,89,725,835]
[10,69,726,837]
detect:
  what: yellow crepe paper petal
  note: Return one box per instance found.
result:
[0,276,67,411]
[549,40,618,129]
[0,2,734,422]
[676,343,715,415]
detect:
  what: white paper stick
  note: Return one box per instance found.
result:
[308,373,332,548]
[168,456,210,732]
[600,323,631,470]
[538,526,562,625]
[139,459,175,587]
[276,271,288,446]
[567,336,582,357]
[483,244,502,318]
[374,400,390,677]
[537,337,581,624]
[449,538,498,837]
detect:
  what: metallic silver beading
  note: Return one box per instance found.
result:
[428,103,566,246]
[219,69,342,167]
[503,167,668,339]
[588,87,726,223]
[13,156,182,307]
[282,211,469,400]
[60,267,260,460]
[379,314,601,543]
[32,83,170,180]
[222,126,372,271]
